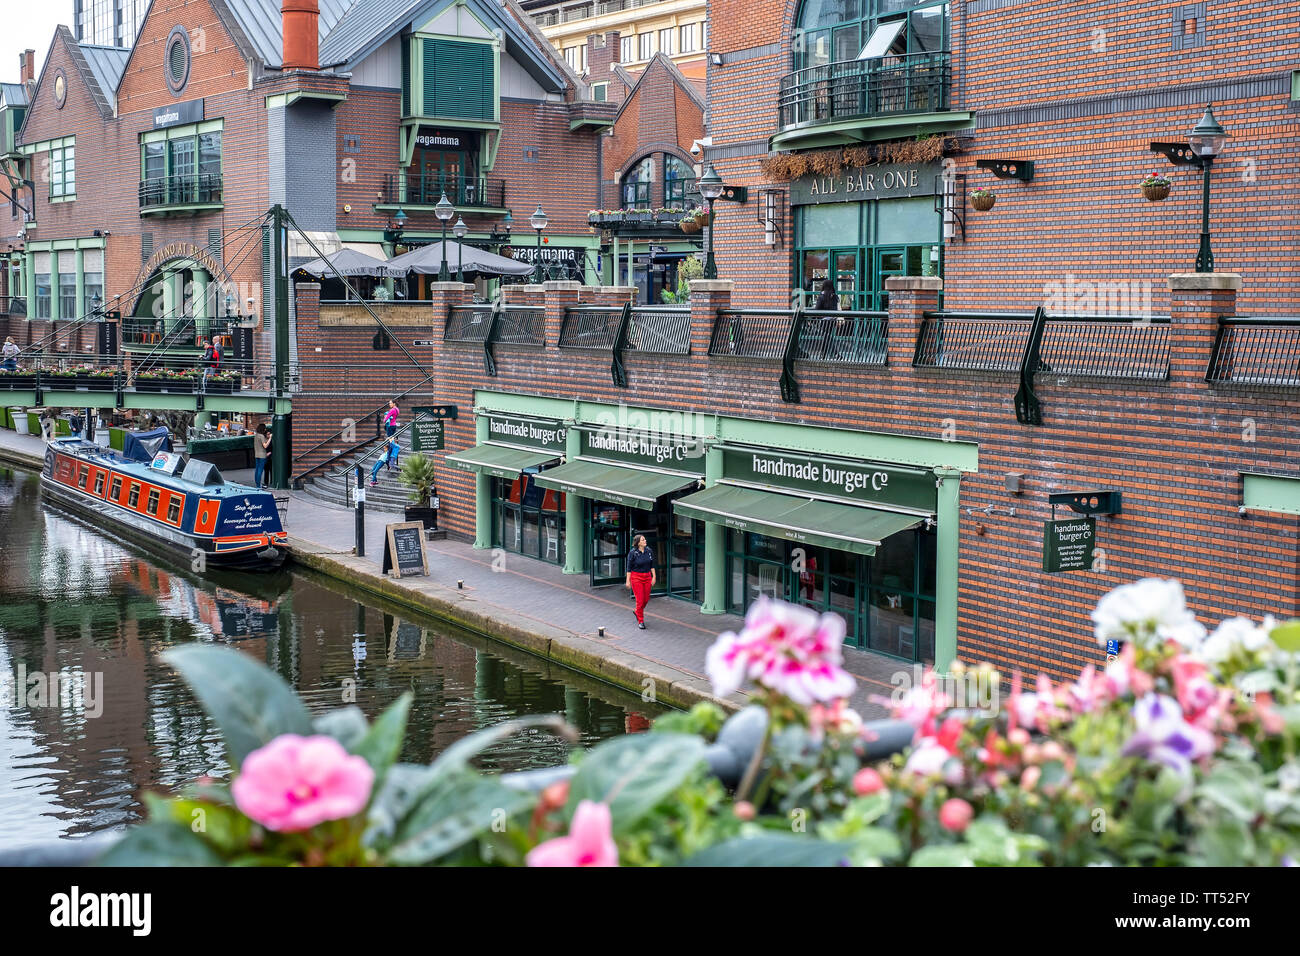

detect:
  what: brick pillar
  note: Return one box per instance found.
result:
[543,280,582,350]
[580,284,636,306]
[688,279,732,358]
[426,281,473,345]
[884,275,941,372]
[502,284,545,307]
[1167,273,1240,387]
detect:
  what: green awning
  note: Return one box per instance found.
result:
[532,459,698,510]
[672,484,923,556]
[445,443,559,480]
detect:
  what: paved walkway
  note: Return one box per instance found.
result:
[0,426,901,716]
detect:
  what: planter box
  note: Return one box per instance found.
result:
[204,375,242,395]
[0,376,36,391]
[405,505,439,531]
[135,377,197,393]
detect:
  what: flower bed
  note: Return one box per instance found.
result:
[104,578,1300,867]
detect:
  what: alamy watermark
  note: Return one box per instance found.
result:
[1,664,104,718]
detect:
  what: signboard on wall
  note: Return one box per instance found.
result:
[723,447,936,512]
[1042,517,1096,573]
[153,99,204,129]
[509,246,585,266]
[411,415,444,452]
[484,414,567,453]
[789,161,942,206]
[579,427,706,474]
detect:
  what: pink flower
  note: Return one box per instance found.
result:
[526,800,618,867]
[705,597,857,706]
[852,768,885,796]
[231,734,375,833]
[938,798,973,833]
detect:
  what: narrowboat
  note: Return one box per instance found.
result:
[40,436,287,571]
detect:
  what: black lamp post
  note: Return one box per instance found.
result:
[698,164,725,279]
[435,193,455,281]
[452,216,467,284]
[529,204,548,283]
[1187,104,1228,274]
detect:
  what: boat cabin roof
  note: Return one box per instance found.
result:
[52,439,264,498]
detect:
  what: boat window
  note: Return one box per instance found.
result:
[128,483,140,508]
[77,466,89,489]
[146,489,160,515]
[93,473,105,496]
[167,497,181,523]
[110,476,122,500]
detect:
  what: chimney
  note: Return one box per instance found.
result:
[281,0,319,71]
[19,49,35,84]
[607,31,622,64]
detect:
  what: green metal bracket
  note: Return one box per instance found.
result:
[779,306,805,404]
[1150,141,1203,168]
[1014,306,1047,426]
[719,185,748,203]
[481,298,501,377]
[975,159,1035,181]
[610,301,632,388]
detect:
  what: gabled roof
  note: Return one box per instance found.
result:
[611,52,705,128]
[20,26,121,132]
[80,44,132,104]
[220,0,356,69]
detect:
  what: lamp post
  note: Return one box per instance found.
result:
[529,204,548,283]
[697,164,725,280]
[453,216,467,284]
[1186,104,1228,274]
[435,193,455,281]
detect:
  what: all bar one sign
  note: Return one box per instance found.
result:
[789,161,942,206]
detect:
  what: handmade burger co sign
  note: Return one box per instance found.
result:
[486,414,567,453]
[581,428,705,473]
[725,448,936,512]
[789,161,942,205]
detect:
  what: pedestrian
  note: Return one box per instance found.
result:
[69,411,84,439]
[253,424,270,490]
[1,336,18,372]
[369,437,399,486]
[201,338,221,389]
[625,533,656,630]
[383,399,399,437]
[813,278,839,311]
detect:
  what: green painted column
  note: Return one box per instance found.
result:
[473,415,491,549]
[701,445,726,614]
[73,248,84,324]
[934,466,962,674]
[50,252,60,321]
[160,270,177,333]
[562,424,584,574]
[192,269,208,333]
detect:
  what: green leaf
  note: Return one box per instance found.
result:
[908,844,975,867]
[313,707,370,750]
[1269,619,1300,652]
[565,732,707,836]
[162,644,313,766]
[1197,762,1263,822]
[683,835,852,867]
[844,827,902,865]
[430,714,577,777]
[352,693,412,785]
[386,772,533,865]
[96,822,225,867]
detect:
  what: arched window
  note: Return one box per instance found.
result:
[621,156,654,208]
[663,155,694,208]
[792,0,949,72]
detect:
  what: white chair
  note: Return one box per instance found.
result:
[543,517,559,560]
[750,563,782,601]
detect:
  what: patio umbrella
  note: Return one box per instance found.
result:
[385,241,534,277]
[295,247,396,279]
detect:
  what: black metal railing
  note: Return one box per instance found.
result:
[629,306,691,354]
[797,311,888,365]
[381,172,506,209]
[138,172,224,211]
[559,307,621,350]
[445,305,493,343]
[914,312,1034,372]
[0,295,26,316]
[709,310,796,359]
[778,51,950,131]
[1206,316,1300,386]
[492,307,546,346]
[1040,315,1171,381]
[122,316,238,349]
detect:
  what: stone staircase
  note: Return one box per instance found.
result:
[300,447,413,514]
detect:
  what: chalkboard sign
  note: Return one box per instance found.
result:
[382,521,429,578]
[1042,517,1096,573]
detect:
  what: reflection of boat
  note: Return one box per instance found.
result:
[40,437,287,571]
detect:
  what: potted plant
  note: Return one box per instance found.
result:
[971,188,996,211]
[205,370,243,394]
[399,452,439,530]
[680,215,701,234]
[1142,173,1172,202]
[84,367,118,391]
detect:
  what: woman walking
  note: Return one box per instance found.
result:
[383,400,399,437]
[253,424,271,490]
[625,534,656,630]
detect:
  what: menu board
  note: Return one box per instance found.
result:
[382,521,429,578]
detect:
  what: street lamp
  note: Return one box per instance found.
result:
[529,204,548,283]
[435,193,455,281]
[453,216,468,284]
[697,163,725,279]
[1187,104,1228,273]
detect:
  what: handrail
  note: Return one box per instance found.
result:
[779,305,805,403]
[611,301,632,388]
[1014,307,1048,426]
[1206,315,1300,386]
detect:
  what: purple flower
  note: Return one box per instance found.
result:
[1121,693,1215,777]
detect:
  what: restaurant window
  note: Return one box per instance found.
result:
[109,475,122,501]
[59,271,77,320]
[492,472,566,566]
[622,156,654,207]
[83,249,103,316]
[146,489,160,516]
[140,123,223,205]
[128,483,140,508]
[664,154,694,208]
[792,0,949,71]
[679,23,698,53]
[658,28,673,56]
[49,142,75,199]
[638,32,654,61]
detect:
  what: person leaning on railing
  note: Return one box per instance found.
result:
[2,336,19,372]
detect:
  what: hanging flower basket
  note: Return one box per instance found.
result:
[1141,175,1172,202]
[971,189,996,212]
[680,218,701,234]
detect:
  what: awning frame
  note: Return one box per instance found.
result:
[532,456,702,510]
[445,441,560,480]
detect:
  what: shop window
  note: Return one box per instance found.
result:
[493,473,565,565]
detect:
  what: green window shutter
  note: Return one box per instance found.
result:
[402,39,411,116]
[424,39,493,120]
[262,226,272,333]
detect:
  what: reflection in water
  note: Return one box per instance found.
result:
[0,468,657,845]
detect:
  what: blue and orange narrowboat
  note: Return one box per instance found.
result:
[41,437,287,570]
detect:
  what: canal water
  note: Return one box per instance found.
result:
[0,467,658,846]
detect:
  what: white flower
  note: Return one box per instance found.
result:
[904,740,959,780]
[1091,578,1206,650]
[1197,615,1276,664]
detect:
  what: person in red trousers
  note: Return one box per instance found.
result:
[625,534,656,630]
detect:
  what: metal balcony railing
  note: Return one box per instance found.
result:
[559,307,620,349]
[630,306,691,354]
[445,306,493,343]
[778,51,950,132]
[797,311,888,366]
[1206,316,1300,386]
[138,172,223,211]
[914,312,1034,372]
[708,310,794,359]
[0,295,26,316]
[492,307,546,346]
[1040,315,1171,381]
[381,172,506,209]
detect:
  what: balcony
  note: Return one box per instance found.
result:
[774,52,969,150]
[379,172,506,212]
[0,295,26,317]
[138,172,224,216]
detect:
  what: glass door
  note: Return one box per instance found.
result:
[834,250,858,310]
[872,245,907,312]
[668,514,702,600]
[589,500,627,587]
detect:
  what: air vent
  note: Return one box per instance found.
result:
[141,232,153,263]
[208,228,223,263]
